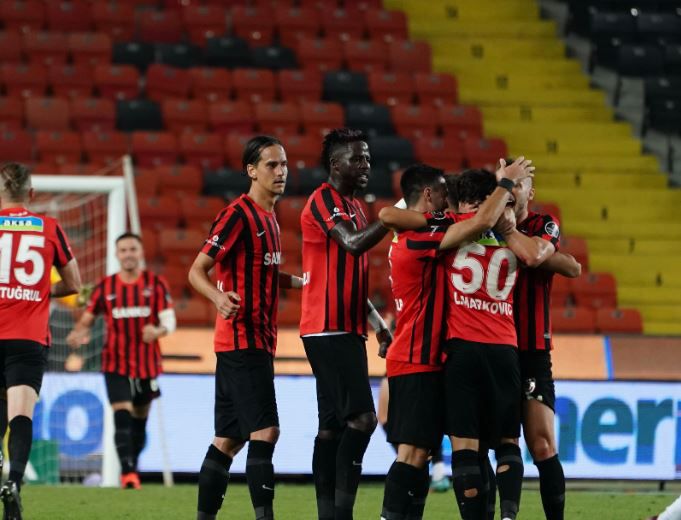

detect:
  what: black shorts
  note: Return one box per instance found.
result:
[386,371,444,451]
[214,349,279,441]
[104,372,161,407]
[444,339,521,445]
[519,350,556,412]
[0,340,48,394]
[303,334,375,431]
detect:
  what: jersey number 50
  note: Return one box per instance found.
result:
[0,233,46,286]
[450,243,517,301]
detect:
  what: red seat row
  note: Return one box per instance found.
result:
[552,307,643,334]
[0,31,111,67]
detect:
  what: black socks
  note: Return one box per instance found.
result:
[335,427,372,520]
[113,410,134,474]
[452,449,485,520]
[197,444,232,518]
[495,443,524,520]
[313,436,339,520]
[536,455,565,520]
[246,440,275,520]
[8,415,32,490]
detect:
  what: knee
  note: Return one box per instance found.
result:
[213,437,245,459]
[347,412,377,434]
[251,426,279,445]
[317,429,342,441]
[530,436,556,462]
[396,446,429,468]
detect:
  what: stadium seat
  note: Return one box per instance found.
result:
[112,42,155,71]
[646,99,681,135]
[231,6,275,46]
[82,131,129,165]
[636,13,681,44]
[665,45,681,75]
[91,2,135,41]
[1,63,48,99]
[368,71,414,106]
[46,0,92,32]
[368,136,414,172]
[297,166,328,196]
[320,8,365,41]
[203,167,250,199]
[189,68,232,103]
[232,69,276,103]
[437,105,483,140]
[70,98,115,132]
[366,168,396,197]
[551,273,573,307]
[413,136,465,172]
[68,32,112,67]
[0,130,33,163]
[203,36,252,69]
[296,38,344,71]
[561,236,589,272]
[173,298,211,326]
[137,10,183,43]
[277,69,323,102]
[141,226,160,261]
[131,132,179,168]
[162,99,208,134]
[345,103,393,136]
[25,97,70,131]
[178,133,224,170]
[616,44,665,78]
[255,102,301,136]
[116,99,163,132]
[157,43,201,69]
[0,32,24,64]
[387,40,431,73]
[572,272,618,309]
[208,101,255,135]
[134,167,160,197]
[0,0,46,32]
[182,195,226,231]
[283,135,319,170]
[278,297,302,327]
[23,31,68,66]
[158,228,205,258]
[251,45,298,70]
[463,137,508,168]
[343,38,389,73]
[550,306,597,333]
[364,9,408,42]
[276,196,307,232]
[414,72,458,106]
[94,64,140,100]
[0,97,24,131]
[323,70,371,104]
[58,162,101,176]
[182,5,228,46]
[35,131,82,165]
[224,133,258,170]
[274,7,321,49]
[596,308,643,334]
[391,104,439,139]
[146,64,192,102]
[300,101,344,137]
[48,64,94,98]
[137,195,182,229]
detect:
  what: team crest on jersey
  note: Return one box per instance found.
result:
[142,287,153,297]
[545,221,559,238]
[205,234,225,251]
[0,216,44,232]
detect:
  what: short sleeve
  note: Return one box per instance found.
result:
[53,223,74,268]
[404,212,454,259]
[309,186,354,235]
[201,208,245,263]
[535,214,561,249]
[155,275,173,311]
[86,281,105,315]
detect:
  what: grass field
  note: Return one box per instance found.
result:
[18,483,673,519]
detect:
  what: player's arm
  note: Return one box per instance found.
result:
[378,207,428,231]
[188,252,241,319]
[539,252,582,278]
[52,258,82,298]
[142,308,176,343]
[66,310,96,349]
[278,271,303,289]
[494,209,555,267]
[329,220,389,256]
[368,299,392,358]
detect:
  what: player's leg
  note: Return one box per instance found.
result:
[478,443,496,520]
[129,377,161,473]
[0,387,7,475]
[104,373,138,485]
[382,445,430,520]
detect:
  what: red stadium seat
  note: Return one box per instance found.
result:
[343,38,388,73]
[283,135,319,170]
[300,101,344,137]
[277,69,323,102]
[58,162,102,175]
[0,1,46,32]
[0,130,33,162]
[156,164,203,197]
[91,2,135,41]
[174,298,211,326]
[320,8,366,41]
[296,38,344,72]
[46,0,93,32]
[145,64,192,102]
[141,227,160,261]
[391,104,439,139]
[572,272,617,309]
[162,99,208,134]
[551,276,573,307]
[414,72,458,107]
[274,7,320,49]
[82,131,129,165]
[232,69,276,103]
[0,97,24,131]
[231,6,275,46]
[23,31,69,66]
[224,133,257,170]
[1,63,48,99]
[560,236,589,272]
[137,10,183,43]
[158,228,205,257]
[276,196,307,232]
[182,5,228,46]
[48,64,94,98]
[131,132,179,168]
[0,32,23,64]
[368,71,414,106]
[413,137,465,172]
[138,195,182,229]
[437,105,483,140]
[189,68,232,103]
[70,98,116,132]
[255,102,301,136]
[364,9,408,42]
[463,137,508,169]
[278,297,302,327]
[387,40,431,73]
[183,196,226,231]
[208,101,255,135]
[68,32,112,67]
[596,308,643,334]
[94,64,140,100]
[25,97,70,131]
[35,131,82,165]
[134,167,160,197]
[179,133,224,170]
[551,306,597,333]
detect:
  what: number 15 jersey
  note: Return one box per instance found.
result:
[446,213,519,347]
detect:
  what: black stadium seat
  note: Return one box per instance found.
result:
[156,43,201,69]
[203,36,251,69]
[344,103,393,137]
[251,46,297,70]
[116,99,163,132]
[368,135,414,172]
[323,71,370,104]
[203,168,250,199]
[112,42,155,71]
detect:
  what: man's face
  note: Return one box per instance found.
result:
[425,177,449,212]
[116,238,143,272]
[248,144,288,196]
[511,176,534,218]
[333,141,371,190]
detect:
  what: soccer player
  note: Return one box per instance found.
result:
[189,136,301,520]
[300,128,392,520]
[379,164,452,520]
[510,173,581,520]
[67,232,176,489]
[0,162,81,519]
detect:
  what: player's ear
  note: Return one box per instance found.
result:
[528,186,535,201]
[246,163,257,181]
[28,187,35,202]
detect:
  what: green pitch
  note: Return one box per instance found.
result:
[21,483,671,519]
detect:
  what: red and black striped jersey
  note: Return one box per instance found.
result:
[0,207,73,346]
[514,211,561,352]
[201,194,281,355]
[87,270,172,378]
[386,212,453,377]
[300,182,369,337]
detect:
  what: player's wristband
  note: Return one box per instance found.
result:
[497,178,515,193]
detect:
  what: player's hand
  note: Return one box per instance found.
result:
[142,324,161,343]
[64,353,84,372]
[76,283,94,307]
[214,291,241,319]
[66,329,90,349]
[377,328,393,358]
[494,207,516,237]
[496,156,535,184]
